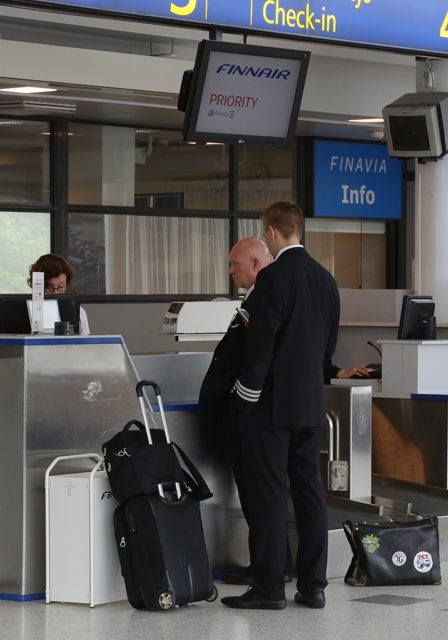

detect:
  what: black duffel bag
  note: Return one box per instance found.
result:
[343,516,441,586]
[102,419,212,505]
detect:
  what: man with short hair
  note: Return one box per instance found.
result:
[221,201,340,611]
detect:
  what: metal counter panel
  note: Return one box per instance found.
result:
[0,337,143,597]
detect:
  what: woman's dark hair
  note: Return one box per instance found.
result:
[27,254,75,289]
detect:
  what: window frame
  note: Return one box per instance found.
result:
[0,117,406,301]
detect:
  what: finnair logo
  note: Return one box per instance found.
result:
[216,64,291,80]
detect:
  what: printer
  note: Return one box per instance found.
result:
[163,300,241,338]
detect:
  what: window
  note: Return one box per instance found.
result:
[0,119,50,204]
[68,124,230,210]
[68,213,229,295]
[304,219,387,289]
[0,117,402,297]
[0,211,51,292]
[237,144,296,211]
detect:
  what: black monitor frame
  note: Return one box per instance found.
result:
[181,40,310,146]
[397,294,436,340]
[0,294,80,334]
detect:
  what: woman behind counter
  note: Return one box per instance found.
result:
[28,253,90,335]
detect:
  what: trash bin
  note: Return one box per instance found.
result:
[45,453,126,607]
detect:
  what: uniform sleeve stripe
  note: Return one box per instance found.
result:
[236,380,262,396]
[235,379,261,402]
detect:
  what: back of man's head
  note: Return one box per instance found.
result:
[229,237,270,290]
[239,237,270,269]
[262,201,304,241]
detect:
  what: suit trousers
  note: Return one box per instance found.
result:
[228,399,292,573]
[239,397,328,600]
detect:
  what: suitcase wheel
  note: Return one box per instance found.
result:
[205,585,218,603]
[157,591,176,611]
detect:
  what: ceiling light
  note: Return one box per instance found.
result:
[22,101,76,112]
[0,101,77,115]
[0,86,57,94]
[0,120,23,125]
[348,117,384,124]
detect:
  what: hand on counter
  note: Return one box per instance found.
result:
[337,365,369,379]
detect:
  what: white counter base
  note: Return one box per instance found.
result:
[379,340,448,395]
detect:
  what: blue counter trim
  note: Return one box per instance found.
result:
[0,592,45,602]
[411,393,448,401]
[0,336,122,346]
[151,403,199,412]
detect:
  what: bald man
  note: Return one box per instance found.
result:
[199,237,270,408]
[199,237,292,586]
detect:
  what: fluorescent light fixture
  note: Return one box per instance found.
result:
[348,117,384,123]
[22,101,77,112]
[0,86,57,94]
[0,120,23,125]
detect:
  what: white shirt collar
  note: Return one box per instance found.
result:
[275,244,303,261]
[244,284,255,299]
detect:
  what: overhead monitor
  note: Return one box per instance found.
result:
[383,92,448,159]
[397,294,436,340]
[179,40,310,146]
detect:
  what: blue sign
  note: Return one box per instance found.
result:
[313,140,402,220]
[15,0,448,57]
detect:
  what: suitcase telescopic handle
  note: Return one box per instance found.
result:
[136,379,161,398]
[135,379,181,499]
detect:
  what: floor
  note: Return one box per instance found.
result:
[1,567,447,640]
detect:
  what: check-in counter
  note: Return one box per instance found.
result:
[372,340,448,488]
[0,335,143,600]
[4,343,445,601]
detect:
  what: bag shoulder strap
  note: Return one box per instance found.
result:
[171,442,213,501]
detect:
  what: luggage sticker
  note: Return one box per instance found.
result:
[414,551,433,573]
[362,534,380,553]
[392,551,407,567]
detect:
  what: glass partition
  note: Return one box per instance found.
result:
[68,212,229,295]
[0,211,51,292]
[68,124,230,210]
[0,119,50,204]
[237,144,296,212]
[305,218,387,289]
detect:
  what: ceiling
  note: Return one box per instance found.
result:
[0,5,388,141]
[0,78,385,141]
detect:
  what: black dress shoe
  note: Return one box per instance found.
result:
[221,588,286,610]
[221,566,292,586]
[294,588,326,609]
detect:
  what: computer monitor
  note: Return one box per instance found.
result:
[397,295,436,340]
[0,294,80,334]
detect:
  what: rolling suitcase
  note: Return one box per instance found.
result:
[109,379,217,610]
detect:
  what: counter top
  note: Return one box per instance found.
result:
[0,334,123,345]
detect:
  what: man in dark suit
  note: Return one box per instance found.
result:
[200,237,292,586]
[221,201,340,611]
[199,236,270,411]
[199,237,279,575]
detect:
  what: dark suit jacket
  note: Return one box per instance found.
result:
[323,359,341,384]
[236,247,340,429]
[198,296,253,410]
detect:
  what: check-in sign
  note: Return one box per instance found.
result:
[314,140,402,220]
[17,0,448,58]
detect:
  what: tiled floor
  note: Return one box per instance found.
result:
[1,566,447,640]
